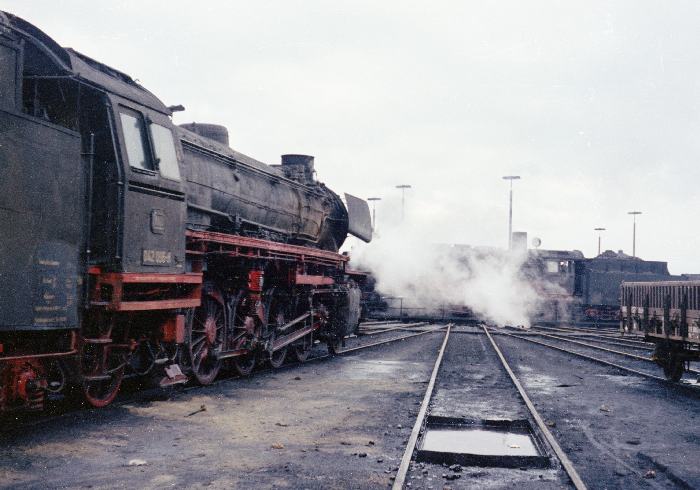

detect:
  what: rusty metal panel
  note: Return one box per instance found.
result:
[295,274,335,286]
[0,109,84,330]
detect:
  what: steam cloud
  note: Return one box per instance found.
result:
[352,221,543,327]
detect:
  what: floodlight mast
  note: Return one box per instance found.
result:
[594,227,606,256]
[395,185,411,222]
[367,197,381,231]
[502,176,521,250]
[627,211,642,258]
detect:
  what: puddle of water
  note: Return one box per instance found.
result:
[421,427,539,456]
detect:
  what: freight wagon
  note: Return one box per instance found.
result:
[621,281,700,381]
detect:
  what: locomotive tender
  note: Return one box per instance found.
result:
[0,12,371,411]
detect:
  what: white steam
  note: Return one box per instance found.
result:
[351,221,543,327]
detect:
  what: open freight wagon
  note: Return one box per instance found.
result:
[621,280,700,381]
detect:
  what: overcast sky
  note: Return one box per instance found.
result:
[5,1,700,273]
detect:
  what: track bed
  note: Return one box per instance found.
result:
[0,330,446,489]
[494,332,700,488]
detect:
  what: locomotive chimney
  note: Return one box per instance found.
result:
[280,154,315,183]
[511,231,528,252]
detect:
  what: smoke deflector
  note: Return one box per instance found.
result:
[345,193,372,243]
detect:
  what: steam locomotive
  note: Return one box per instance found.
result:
[527,248,674,324]
[0,12,371,412]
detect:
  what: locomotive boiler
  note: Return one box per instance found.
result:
[179,124,353,252]
[0,11,371,412]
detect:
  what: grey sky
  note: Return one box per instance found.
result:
[5,1,699,273]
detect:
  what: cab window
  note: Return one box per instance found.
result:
[119,111,151,171]
[150,123,180,181]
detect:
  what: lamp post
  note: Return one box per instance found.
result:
[628,211,642,258]
[395,185,411,222]
[594,227,606,256]
[367,197,381,231]
[502,176,521,250]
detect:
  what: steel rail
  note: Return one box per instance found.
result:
[524,332,700,376]
[530,325,651,345]
[359,320,402,327]
[358,322,429,336]
[518,330,653,350]
[542,324,618,334]
[535,333,653,361]
[532,323,618,333]
[531,324,623,337]
[392,325,451,490]
[337,325,445,355]
[502,332,700,393]
[553,335,653,351]
[570,333,651,344]
[484,326,588,490]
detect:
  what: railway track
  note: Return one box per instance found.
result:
[356,321,429,336]
[531,324,629,338]
[483,327,587,490]
[527,332,700,377]
[499,330,700,391]
[530,324,655,348]
[550,324,618,334]
[559,335,654,351]
[2,324,447,433]
[492,329,700,487]
[392,325,452,490]
[529,332,667,360]
[392,325,586,490]
[546,334,655,352]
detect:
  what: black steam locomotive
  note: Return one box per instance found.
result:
[526,249,674,324]
[0,12,371,412]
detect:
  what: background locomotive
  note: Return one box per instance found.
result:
[527,248,675,324]
[0,12,371,411]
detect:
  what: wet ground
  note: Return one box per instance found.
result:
[0,332,444,489]
[494,332,700,489]
[1,324,698,489]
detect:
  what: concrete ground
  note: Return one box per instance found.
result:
[2,325,698,490]
[0,333,444,489]
[494,332,700,489]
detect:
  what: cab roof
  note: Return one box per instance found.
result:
[2,11,170,115]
